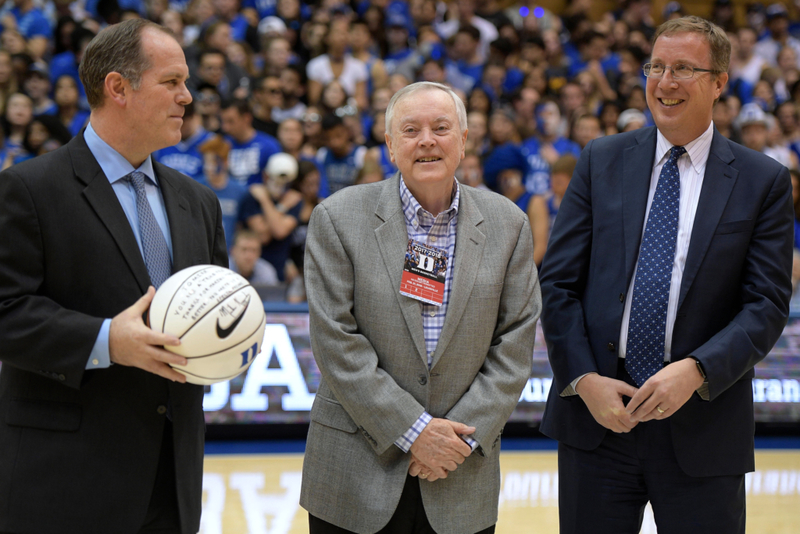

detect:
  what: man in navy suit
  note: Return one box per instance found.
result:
[540,16,793,534]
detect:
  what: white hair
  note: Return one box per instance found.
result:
[384,81,468,137]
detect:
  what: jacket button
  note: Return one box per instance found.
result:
[58,374,66,381]
[157,405,168,415]
[607,343,616,352]
[619,293,625,302]
[418,375,428,385]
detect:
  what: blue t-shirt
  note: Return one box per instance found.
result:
[154,128,213,182]
[66,110,91,137]
[198,177,248,250]
[316,145,365,194]
[9,7,51,39]
[225,131,282,186]
[238,193,303,280]
[242,0,276,19]
[521,136,581,195]
[378,144,397,180]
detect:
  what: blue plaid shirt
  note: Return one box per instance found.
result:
[393,176,477,453]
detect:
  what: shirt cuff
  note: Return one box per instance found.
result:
[394,411,432,453]
[561,372,594,396]
[87,319,112,369]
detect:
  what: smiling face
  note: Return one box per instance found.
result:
[646,32,728,146]
[385,87,467,196]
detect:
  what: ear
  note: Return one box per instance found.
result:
[385,132,395,163]
[104,72,128,107]
[460,128,469,159]
[714,72,729,100]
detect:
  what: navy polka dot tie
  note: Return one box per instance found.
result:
[625,146,685,386]
[128,171,172,288]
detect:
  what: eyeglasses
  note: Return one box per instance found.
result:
[303,112,321,123]
[642,62,719,79]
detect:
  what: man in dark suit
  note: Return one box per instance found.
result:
[0,19,227,534]
[540,16,793,534]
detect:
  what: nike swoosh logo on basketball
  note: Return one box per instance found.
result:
[216,296,250,338]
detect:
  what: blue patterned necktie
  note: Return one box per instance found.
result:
[128,171,172,288]
[625,145,686,386]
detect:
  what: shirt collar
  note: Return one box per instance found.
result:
[84,121,157,186]
[655,121,715,173]
[399,175,460,225]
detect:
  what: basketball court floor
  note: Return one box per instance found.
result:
[199,439,800,534]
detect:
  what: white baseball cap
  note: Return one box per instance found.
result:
[265,153,298,183]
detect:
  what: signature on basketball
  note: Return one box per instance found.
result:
[216,293,251,339]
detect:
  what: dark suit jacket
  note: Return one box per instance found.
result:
[0,133,228,534]
[539,127,793,478]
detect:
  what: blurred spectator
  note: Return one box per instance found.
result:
[48,26,93,109]
[315,112,366,194]
[239,152,302,280]
[154,101,213,182]
[3,91,32,150]
[364,111,397,180]
[21,114,71,158]
[436,0,498,64]
[273,64,307,122]
[195,83,223,133]
[301,105,324,156]
[465,109,489,156]
[570,112,603,150]
[198,134,249,248]
[228,229,280,285]
[447,24,484,92]
[383,11,413,75]
[731,27,765,89]
[189,47,248,101]
[483,106,526,190]
[738,102,798,168]
[523,99,580,195]
[714,95,741,143]
[262,35,293,77]
[52,74,89,137]
[277,116,329,196]
[22,61,55,115]
[221,98,282,186]
[349,17,388,95]
[250,75,282,136]
[456,150,487,190]
[0,49,18,117]
[617,107,647,131]
[711,0,736,32]
[0,0,52,60]
[599,99,622,136]
[755,3,800,68]
[306,18,368,112]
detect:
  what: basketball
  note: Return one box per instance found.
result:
[148,265,267,385]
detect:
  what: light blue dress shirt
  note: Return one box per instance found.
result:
[85,122,174,369]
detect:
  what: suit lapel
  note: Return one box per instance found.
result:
[374,175,427,366]
[156,162,194,272]
[622,128,658,284]
[430,187,485,369]
[72,134,151,293]
[677,131,737,310]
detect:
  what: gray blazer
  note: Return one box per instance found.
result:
[300,175,541,534]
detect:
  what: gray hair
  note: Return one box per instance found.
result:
[385,82,468,137]
[79,19,175,109]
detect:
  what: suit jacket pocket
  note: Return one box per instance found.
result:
[6,398,81,432]
[310,394,358,433]
[715,219,753,235]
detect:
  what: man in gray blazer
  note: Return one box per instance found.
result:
[300,82,540,534]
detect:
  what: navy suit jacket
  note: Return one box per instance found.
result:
[539,127,793,477]
[0,132,228,534]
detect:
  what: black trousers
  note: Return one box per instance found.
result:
[309,474,496,534]
[557,359,745,534]
[138,419,182,534]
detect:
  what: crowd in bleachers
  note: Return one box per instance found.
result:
[5,0,800,300]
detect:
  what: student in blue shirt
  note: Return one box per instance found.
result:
[154,101,213,181]
[220,98,281,186]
